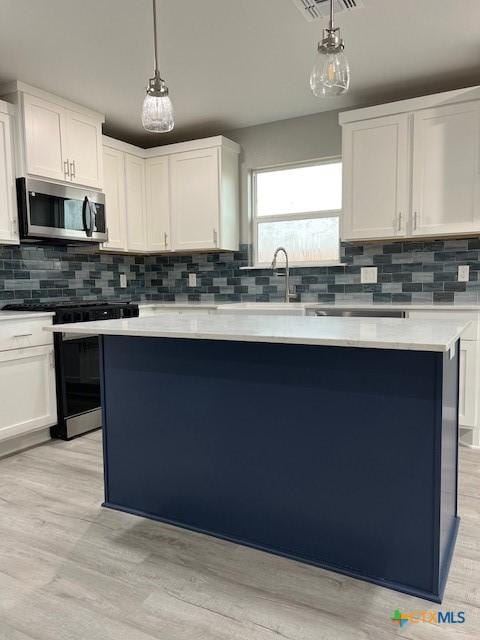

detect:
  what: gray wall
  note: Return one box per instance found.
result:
[226,110,342,243]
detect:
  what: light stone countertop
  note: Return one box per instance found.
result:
[0,311,55,321]
[47,312,468,352]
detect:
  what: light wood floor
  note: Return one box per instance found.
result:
[0,431,478,640]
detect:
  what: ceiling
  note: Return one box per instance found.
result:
[0,0,479,147]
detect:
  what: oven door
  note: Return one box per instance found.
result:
[17,177,107,243]
[54,332,102,439]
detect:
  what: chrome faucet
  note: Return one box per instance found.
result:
[271,247,295,303]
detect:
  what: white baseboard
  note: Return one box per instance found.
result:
[0,428,51,459]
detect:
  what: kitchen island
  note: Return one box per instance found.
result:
[49,313,466,602]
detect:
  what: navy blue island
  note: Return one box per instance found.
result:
[50,311,466,602]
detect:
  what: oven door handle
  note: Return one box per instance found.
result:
[82,197,94,238]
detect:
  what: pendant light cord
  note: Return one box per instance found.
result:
[152,0,159,75]
[329,0,335,31]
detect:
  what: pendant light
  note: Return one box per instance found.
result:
[142,0,174,132]
[310,0,350,97]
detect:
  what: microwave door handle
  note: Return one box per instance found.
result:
[82,197,93,237]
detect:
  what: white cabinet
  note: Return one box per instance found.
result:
[23,94,66,182]
[102,146,127,251]
[0,104,18,244]
[459,340,478,429]
[411,102,480,237]
[170,148,220,251]
[64,109,103,188]
[145,156,170,252]
[408,309,480,448]
[340,87,480,241]
[342,115,410,241]
[125,154,147,252]
[1,82,104,189]
[101,135,240,254]
[0,345,56,442]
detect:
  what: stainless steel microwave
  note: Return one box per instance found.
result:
[16,177,107,244]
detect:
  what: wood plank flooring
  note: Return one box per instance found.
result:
[0,431,478,639]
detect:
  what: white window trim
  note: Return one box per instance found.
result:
[250,157,343,269]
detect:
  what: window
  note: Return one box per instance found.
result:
[252,159,342,267]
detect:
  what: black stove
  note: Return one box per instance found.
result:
[3,301,139,324]
[2,300,139,441]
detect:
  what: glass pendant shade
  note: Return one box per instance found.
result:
[142,91,174,132]
[310,49,350,97]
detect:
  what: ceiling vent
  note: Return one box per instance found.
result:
[292,0,364,22]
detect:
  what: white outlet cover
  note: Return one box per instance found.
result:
[119,273,127,288]
[360,267,378,284]
[458,265,470,282]
[188,273,197,287]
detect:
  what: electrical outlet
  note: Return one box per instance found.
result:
[458,265,470,282]
[119,273,127,288]
[188,273,197,287]
[360,267,378,284]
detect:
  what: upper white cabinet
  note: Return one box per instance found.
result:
[340,86,480,241]
[1,81,104,189]
[0,101,18,245]
[342,114,409,241]
[101,135,240,254]
[411,102,480,237]
[170,148,220,251]
[125,153,147,252]
[102,146,127,251]
[145,156,170,252]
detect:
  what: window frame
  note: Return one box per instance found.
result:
[251,157,343,268]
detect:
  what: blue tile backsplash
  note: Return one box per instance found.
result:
[2,237,480,306]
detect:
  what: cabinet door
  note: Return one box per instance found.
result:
[170,148,220,251]
[0,346,57,442]
[0,112,18,244]
[342,114,410,241]
[125,154,147,252]
[23,94,66,182]
[65,110,103,188]
[459,340,478,428]
[102,147,127,251]
[145,156,170,252]
[412,102,480,236]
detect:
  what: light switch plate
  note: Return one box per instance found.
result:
[119,273,127,288]
[360,267,378,284]
[188,273,197,287]
[458,265,470,282]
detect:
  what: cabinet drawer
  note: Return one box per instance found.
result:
[0,317,53,352]
[407,311,478,341]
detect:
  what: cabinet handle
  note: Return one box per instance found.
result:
[64,160,70,179]
[49,351,55,368]
[397,212,402,231]
[213,228,217,246]
[413,211,418,231]
[70,160,76,180]
[164,232,168,248]
[10,218,18,237]
[13,333,32,338]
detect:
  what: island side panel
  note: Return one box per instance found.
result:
[101,335,451,601]
[437,342,460,598]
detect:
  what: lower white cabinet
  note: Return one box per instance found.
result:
[408,309,480,448]
[0,345,57,442]
[0,102,18,244]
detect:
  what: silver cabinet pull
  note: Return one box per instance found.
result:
[64,159,70,179]
[413,211,418,231]
[70,160,76,180]
[13,333,32,338]
[49,351,55,368]
[213,228,218,246]
[397,212,402,231]
[164,232,168,248]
